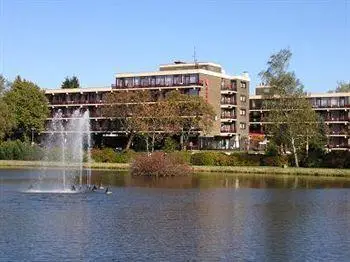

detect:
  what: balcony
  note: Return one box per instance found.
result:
[220,99,236,105]
[221,85,237,92]
[221,113,236,119]
[324,116,350,122]
[220,127,236,133]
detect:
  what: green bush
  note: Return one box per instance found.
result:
[260,155,288,167]
[163,137,179,152]
[168,151,192,164]
[91,148,136,163]
[0,140,44,160]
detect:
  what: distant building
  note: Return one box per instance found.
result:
[45,62,250,150]
[249,85,350,150]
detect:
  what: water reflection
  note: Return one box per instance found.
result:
[89,171,350,189]
[1,169,350,261]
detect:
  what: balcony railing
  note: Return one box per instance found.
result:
[324,117,350,122]
[112,81,204,89]
[220,127,236,133]
[221,99,236,105]
[221,113,236,119]
[221,85,237,91]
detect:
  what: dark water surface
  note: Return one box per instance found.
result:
[1,169,350,261]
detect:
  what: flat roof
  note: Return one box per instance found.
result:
[159,62,222,69]
[44,87,111,94]
[250,92,350,100]
[116,68,250,81]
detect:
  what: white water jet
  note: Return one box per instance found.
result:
[30,108,92,193]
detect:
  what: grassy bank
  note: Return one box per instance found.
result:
[1,160,350,177]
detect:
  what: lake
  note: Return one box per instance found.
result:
[1,168,350,261]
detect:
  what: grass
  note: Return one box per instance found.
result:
[1,160,350,177]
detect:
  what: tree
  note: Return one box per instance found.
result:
[102,90,150,150]
[260,49,323,167]
[4,76,49,139]
[166,91,215,150]
[0,75,15,139]
[332,81,350,93]
[61,76,80,89]
[0,74,10,95]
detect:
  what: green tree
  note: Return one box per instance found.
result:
[166,91,215,150]
[0,74,11,95]
[0,75,15,139]
[333,81,350,93]
[102,90,150,150]
[260,49,323,167]
[4,76,49,139]
[61,76,80,89]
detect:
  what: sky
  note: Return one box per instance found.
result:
[0,0,349,94]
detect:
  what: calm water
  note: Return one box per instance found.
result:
[1,169,350,261]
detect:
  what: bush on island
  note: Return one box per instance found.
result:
[131,152,192,176]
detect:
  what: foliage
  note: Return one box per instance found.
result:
[259,49,323,167]
[0,140,44,160]
[0,74,11,95]
[166,91,215,149]
[167,151,192,164]
[329,81,350,93]
[102,90,150,150]
[91,148,135,163]
[4,76,49,139]
[61,76,80,89]
[163,137,179,152]
[131,152,192,176]
[321,151,350,169]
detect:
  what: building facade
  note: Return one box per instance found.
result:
[249,86,350,150]
[45,62,250,150]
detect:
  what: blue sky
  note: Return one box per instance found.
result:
[1,0,349,93]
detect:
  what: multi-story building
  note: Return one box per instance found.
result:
[45,61,250,150]
[249,86,350,150]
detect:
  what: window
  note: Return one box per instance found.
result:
[188,88,199,96]
[240,95,246,102]
[189,74,198,84]
[125,78,133,88]
[165,75,173,86]
[156,76,165,86]
[240,122,246,129]
[141,77,150,87]
[241,82,247,88]
[240,109,246,116]
[134,77,140,87]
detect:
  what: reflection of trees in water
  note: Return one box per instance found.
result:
[88,171,350,189]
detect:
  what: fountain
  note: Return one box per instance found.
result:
[28,108,92,193]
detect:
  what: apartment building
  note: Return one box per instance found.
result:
[249,86,350,150]
[45,62,250,150]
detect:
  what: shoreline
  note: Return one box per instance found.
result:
[1,160,350,178]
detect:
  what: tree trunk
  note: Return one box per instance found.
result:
[180,132,184,150]
[145,136,149,154]
[306,136,309,156]
[151,133,155,152]
[125,133,134,150]
[291,137,299,167]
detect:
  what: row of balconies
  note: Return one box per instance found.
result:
[112,80,204,89]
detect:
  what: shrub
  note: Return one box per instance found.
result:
[163,137,179,152]
[168,151,192,164]
[131,152,192,176]
[0,140,44,160]
[260,155,288,167]
[91,148,136,163]
[190,152,216,166]
[322,151,350,168]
